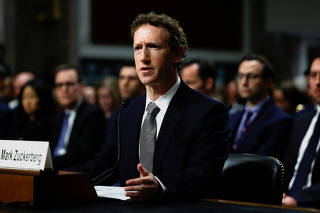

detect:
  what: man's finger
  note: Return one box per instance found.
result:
[137,163,149,177]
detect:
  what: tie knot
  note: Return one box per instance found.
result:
[64,112,71,119]
[146,102,160,117]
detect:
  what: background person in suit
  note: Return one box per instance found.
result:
[88,12,230,202]
[228,54,292,160]
[181,59,217,98]
[51,64,106,170]
[282,56,320,208]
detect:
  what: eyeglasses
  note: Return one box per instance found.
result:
[55,81,77,89]
[237,73,262,81]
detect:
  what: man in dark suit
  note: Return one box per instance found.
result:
[282,56,320,208]
[229,54,292,160]
[52,64,106,170]
[87,12,230,202]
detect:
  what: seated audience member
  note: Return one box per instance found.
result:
[0,64,13,138]
[83,85,96,105]
[51,64,106,170]
[181,59,217,98]
[282,56,320,209]
[7,79,54,141]
[229,54,292,160]
[76,12,230,202]
[97,77,120,119]
[8,71,35,109]
[272,81,310,115]
[224,79,245,114]
[118,64,145,100]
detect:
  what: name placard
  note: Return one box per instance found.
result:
[0,140,53,171]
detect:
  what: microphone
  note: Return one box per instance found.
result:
[93,98,130,185]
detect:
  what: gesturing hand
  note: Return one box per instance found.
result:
[124,163,161,202]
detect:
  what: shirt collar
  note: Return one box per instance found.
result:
[145,77,180,111]
[245,96,270,114]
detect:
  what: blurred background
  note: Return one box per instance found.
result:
[0,0,320,90]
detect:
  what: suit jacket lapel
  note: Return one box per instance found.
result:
[153,83,185,175]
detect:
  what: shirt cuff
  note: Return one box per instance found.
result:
[154,176,167,198]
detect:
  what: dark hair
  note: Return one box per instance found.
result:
[304,54,320,76]
[182,59,217,81]
[54,64,82,82]
[239,54,274,80]
[130,12,188,70]
[17,79,55,120]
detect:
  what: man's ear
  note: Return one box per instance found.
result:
[173,45,185,64]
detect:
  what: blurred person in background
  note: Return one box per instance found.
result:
[7,79,54,141]
[9,71,35,109]
[223,79,245,114]
[229,54,292,160]
[272,81,311,115]
[181,59,217,98]
[51,64,106,170]
[118,64,145,100]
[97,77,120,119]
[83,85,96,105]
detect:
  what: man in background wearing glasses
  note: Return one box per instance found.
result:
[51,64,106,170]
[228,54,292,160]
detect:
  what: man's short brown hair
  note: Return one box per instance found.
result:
[130,12,188,70]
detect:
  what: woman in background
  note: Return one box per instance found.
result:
[96,76,121,119]
[7,79,55,141]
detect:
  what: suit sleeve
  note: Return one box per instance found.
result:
[292,184,320,209]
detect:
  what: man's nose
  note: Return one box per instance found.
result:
[141,47,150,63]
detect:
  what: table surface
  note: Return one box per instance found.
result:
[1,199,320,213]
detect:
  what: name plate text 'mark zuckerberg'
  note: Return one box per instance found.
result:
[0,140,53,171]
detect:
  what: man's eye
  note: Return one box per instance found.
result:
[134,46,142,51]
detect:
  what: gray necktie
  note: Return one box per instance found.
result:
[139,102,160,172]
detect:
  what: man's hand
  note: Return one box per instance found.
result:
[124,163,161,202]
[282,193,298,207]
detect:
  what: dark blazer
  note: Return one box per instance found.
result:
[51,100,107,170]
[90,81,230,201]
[0,97,13,139]
[7,113,53,141]
[229,99,292,160]
[284,108,320,208]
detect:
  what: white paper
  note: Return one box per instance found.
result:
[94,186,135,201]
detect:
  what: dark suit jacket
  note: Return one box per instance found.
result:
[0,97,13,139]
[51,100,107,170]
[229,99,292,160]
[284,108,320,208]
[88,81,230,201]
